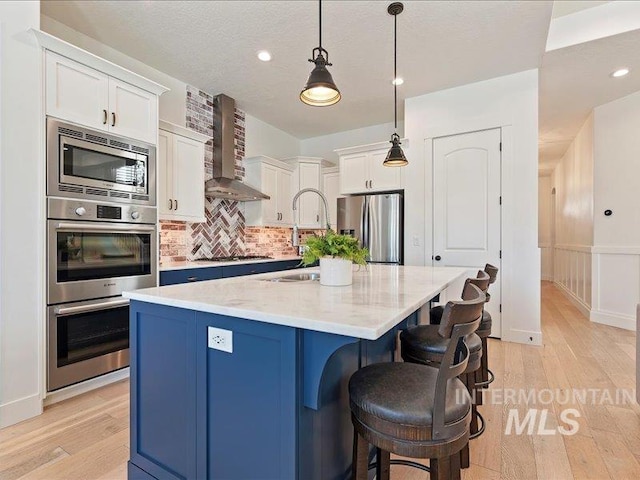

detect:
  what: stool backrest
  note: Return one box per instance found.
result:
[461,270,490,301]
[432,283,485,439]
[484,264,499,285]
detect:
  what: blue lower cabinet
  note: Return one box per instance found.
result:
[160,259,302,286]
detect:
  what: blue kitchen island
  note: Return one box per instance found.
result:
[124,265,466,480]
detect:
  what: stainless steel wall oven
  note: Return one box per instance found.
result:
[46,197,157,391]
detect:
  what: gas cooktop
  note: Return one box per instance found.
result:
[194,255,273,262]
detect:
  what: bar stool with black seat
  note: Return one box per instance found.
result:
[400,272,490,467]
[349,284,485,480]
[476,264,499,390]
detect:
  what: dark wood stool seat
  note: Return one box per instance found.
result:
[348,285,485,480]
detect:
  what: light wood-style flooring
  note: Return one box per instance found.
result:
[1,282,638,479]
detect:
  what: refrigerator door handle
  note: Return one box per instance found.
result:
[360,197,368,249]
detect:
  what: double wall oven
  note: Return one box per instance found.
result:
[47,118,157,391]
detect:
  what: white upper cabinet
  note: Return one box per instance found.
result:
[46,52,109,131]
[44,50,160,144]
[322,167,341,231]
[108,78,158,144]
[283,157,323,228]
[244,156,294,227]
[158,122,208,222]
[337,142,405,195]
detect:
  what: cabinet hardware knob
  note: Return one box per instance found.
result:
[187,276,198,282]
[169,199,173,210]
[316,214,319,222]
[175,199,178,210]
[434,255,442,261]
[111,112,116,127]
[103,109,108,125]
[370,180,373,189]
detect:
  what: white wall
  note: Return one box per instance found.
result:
[404,70,540,345]
[0,1,44,427]
[300,121,404,163]
[538,174,554,281]
[244,114,300,159]
[589,91,640,329]
[550,114,593,316]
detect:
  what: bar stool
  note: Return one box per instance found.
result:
[476,264,499,390]
[400,272,490,468]
[349,285,485,480]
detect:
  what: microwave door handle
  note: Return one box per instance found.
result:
[54,298,130,317]
[54,222,156,233]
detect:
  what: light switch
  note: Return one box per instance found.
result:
[208,326,233,353]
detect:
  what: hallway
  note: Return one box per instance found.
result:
[0,282,638,479]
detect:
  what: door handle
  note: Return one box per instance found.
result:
[434,255,442,261]
[102,109,108,125]
[111,112,116,127]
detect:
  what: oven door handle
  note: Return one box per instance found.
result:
[54,222,156,233]
[54,298,130,317]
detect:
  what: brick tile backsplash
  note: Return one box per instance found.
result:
[159,85,319,264]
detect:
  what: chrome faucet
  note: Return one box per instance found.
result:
[291,188,331,247]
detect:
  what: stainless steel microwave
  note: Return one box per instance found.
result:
[47,118,156,206]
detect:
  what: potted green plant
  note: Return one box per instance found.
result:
[301,230,368,286]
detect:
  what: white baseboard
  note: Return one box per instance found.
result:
[44,368,130,407]
[503,328,542,346]
[0,393,42,428]
[541,275,553,281]
[590,310,636,331]
[554,282,591,320]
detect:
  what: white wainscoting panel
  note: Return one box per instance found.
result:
[554,245,592,319]
[591,247,640,330]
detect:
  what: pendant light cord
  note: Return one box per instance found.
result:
[394,11,397,131]
[319,0,322,51]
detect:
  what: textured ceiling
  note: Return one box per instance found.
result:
[539,28,640,168]
[41,0,552,139]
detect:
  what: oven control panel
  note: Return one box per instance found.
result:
[48,197,157,224]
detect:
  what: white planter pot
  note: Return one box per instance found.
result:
[319,257,353,286]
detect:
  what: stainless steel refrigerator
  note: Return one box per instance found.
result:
[337,193,403,264]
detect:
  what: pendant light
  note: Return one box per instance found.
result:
[300,0,341,106]
[384,2,408,167]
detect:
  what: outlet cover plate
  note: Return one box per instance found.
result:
[207,326,233,353]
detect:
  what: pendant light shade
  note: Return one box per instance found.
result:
[300,48,341,106]
[384,133,408,167]
[301,0,340,107]
[384,2,407,167]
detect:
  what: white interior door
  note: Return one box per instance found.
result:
[432,128,502,337]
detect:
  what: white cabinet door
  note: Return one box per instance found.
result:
[45,51,109,130]
[173,135,205,222]
[261,164,279,225]
[369,149,402,192]
[277,169,293,225]
[158,130,173,217]
[297,162,321,228]
[340,153,368,194]
[108,78,158,144]
[322,172,341,230]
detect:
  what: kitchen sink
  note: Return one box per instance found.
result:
[265,272,320,282]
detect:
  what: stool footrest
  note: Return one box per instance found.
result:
[475,368,495,388]
[469,411,486,440]
[368,459,431,473]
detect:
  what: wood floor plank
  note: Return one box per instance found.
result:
[590,428,640,479]
[563,433,612,479]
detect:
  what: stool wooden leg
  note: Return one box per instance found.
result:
[352,432,369,480]
[481,337,489,385]
[475,369,484,405]
[431,456,452,480]
[450,451,462,480]
[376,448,390,480]
[460,442,470,469]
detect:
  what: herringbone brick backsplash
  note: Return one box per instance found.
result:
[159,85,320,264]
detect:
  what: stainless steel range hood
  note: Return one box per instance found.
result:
[205,94,269,201]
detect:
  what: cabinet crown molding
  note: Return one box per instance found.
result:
[244,155,294,171]
[31,29,169,96]
[159,120,210,143]
[334,138,409,156]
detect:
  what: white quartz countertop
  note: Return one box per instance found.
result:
[125,265,468,340]
[159,256,302,271]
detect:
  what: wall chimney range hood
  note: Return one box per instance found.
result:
[205,94,269,201]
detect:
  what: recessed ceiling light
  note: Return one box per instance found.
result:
[257,51,272,62]
[392,77,404,86]
[611,68,629,78]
